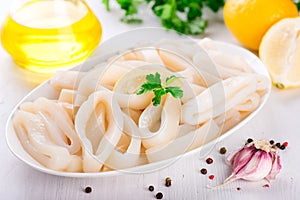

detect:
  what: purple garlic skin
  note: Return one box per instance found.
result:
[224,139,282,184]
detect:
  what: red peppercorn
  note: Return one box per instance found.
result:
[206,157,213,164]
[263,184,270,188]
[283,142,288,147]
[208,175,214,180]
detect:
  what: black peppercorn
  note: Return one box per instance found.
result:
[200,168,207,175]
[269,140,274,145]
[156,192,163,199]
[148,185,154,192]
[206,157,213,164]
[279,145,286,150]
[247,138,253,143]
[275,142,281,148]
[84,186,92,193]
[219,147,227,154]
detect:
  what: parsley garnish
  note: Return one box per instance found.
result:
[294,0,300,10]
[103,1,300,35]
[102,0,224,35]
[137,72,183,106]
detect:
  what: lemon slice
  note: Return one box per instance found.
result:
[259,17,300,89]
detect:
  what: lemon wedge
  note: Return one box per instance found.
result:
[259,17,300,89]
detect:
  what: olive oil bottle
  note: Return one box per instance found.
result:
[1,0,102,73]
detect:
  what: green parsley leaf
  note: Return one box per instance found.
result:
[102,0,110,11]
[146,72,161,85]
[204,0,225,12]
[137,82,156,94]
[136,87,145,95]
[121,17,143,24]
[103,0,225,34]
[116,0,143,16]
[152,88,166,106]
[166,75,178,86]
[165,86,183,98]
[137,72,183,106]
[294,0,300,10]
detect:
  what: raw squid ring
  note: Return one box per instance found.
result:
[75,90,124,172]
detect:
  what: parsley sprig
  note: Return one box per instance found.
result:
[102,0,224,35]
[294,0,300,10]
[103,1,300,35]
[137,72,183,106]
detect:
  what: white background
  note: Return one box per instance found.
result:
[1,1,300,199]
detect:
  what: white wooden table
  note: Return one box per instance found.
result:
[1,1,300,199]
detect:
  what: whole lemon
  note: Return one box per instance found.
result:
[223,0,299,51]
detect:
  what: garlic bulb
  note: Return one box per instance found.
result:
[219,139,282,187]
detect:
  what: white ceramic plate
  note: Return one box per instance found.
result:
[5,28,271,178]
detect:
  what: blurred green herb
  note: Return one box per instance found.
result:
[137,72,183,106]
[102,0,225,35]
[294,0,300,10]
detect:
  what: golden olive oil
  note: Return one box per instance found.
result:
[1,0,102,73]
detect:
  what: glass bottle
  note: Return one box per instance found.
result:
[1,0,102,74]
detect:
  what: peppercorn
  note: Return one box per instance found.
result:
[84,186,92,193]
[247,138,253,143]
[156,192,163,199]
[263,184,270,188]
[275,142,281,148]
[237,187,241,191]
[269,140,274,145]
[200,168,207,175]
[283,142,288,147]
[208,175,215,180]
[219,147,227,154]
[165,177,172,187]
[279,145,286,150]
[206,157,213,164]
[148,185,154,192]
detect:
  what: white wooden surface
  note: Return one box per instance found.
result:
[1,1,300,200]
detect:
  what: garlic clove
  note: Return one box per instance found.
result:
[266,151,282,181]
[224,150,272,184]
[230,146,257,173]
[236,150,273,181]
